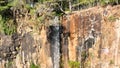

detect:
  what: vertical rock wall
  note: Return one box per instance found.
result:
[0,5,120,68]
[61,5,120,68]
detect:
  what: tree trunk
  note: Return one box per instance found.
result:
[69,0,72,12]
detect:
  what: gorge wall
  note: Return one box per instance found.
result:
[61,5,120,68]
[0,5,120,68]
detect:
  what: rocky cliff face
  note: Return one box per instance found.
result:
[61,5,120,68]
[0,5,120,68]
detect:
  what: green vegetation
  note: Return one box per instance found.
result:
[5,61,13,68]
[100,0,119,6]
[0,0,18,35]
[84,60,91,68]
[81,51,88,58]
[30,63,40,68]
[109,60,114,65]
[7,0,19,7]
[0,15,4,33]
[89,52,94,58]
[3,19,16,35]
[0,0,120,35]
[69,61,80,68]
[0,14,16,35]
[108,15,118,22]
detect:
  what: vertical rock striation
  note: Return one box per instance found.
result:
[0,5,120,68]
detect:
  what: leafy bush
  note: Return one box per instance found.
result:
[108,15,118,22]
[0,0,18,35]
[7,0,19,7]
[69,61,80,68]
[5,61,13,68]
[0,15,4,33]
[0,15,16,35]
[3,19,16,35]
[30,63,40,68]
[109,60,114,65]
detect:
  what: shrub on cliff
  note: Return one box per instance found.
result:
[69,61,80,68]
[0,0,20,35]
[30,63,40,68]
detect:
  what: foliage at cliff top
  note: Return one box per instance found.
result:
[0,0,120,35]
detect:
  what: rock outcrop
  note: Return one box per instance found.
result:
[0,5,120,68]
[61,5,120,68]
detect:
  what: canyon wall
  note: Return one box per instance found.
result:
[61,5,120,68]
[0,5,120,68]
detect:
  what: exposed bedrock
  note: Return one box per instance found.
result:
[0,5,120,68]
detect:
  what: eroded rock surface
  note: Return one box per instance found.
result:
[0,5,120,68]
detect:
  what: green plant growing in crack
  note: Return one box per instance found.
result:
[68,61,80,68]
[108,15,118,22]
[30,62,40,68]
[109,60,114,65]
[5,61,13,68]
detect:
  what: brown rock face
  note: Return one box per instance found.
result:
[62,12,101,61]
[61,5,120,68]
[39,26,53,68]
[1,5,120,68]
